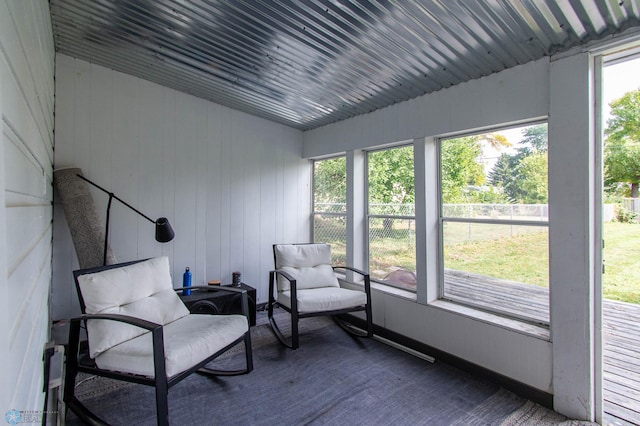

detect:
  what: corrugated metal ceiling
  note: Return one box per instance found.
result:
[50,0,640,130]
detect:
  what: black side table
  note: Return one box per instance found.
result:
[180,283,256,326]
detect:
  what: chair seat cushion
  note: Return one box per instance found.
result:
[278,287,367,314]
[95,314,248,378]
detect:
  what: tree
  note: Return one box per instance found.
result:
[517,152,548,204]
[488,153,520,200]
[314,157,346,207]
[366,146,415,232]
[315,131,517,211]
[520,124,548,153]
[488,124,548,203]
[604,89,640,197]
[441,136,485,203]
[441,133,511,204]
[368,145,415,207]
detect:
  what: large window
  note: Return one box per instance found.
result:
[440,123,549,324]
[367,145,416,291]
[313,156,347,264]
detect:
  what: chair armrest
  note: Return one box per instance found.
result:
[333,265,369,278]
[271,269,298,295]
[74,313,162,331]
[272,269,296,283]
[68,314,168,380]
[270,269,298,313]
[333,266,372,303]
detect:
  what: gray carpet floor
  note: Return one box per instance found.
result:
[64,309,585,425]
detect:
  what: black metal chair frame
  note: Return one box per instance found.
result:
[267,244,373,350]
[64,259,253,426]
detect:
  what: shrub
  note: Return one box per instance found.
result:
[615,205,638,223]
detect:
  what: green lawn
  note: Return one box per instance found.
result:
[603,222,640,303]
[445,229,549,287]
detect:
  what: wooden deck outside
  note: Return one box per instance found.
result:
[444,270,640,424]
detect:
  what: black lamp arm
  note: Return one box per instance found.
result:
[75,173,174,265]
[76,174,155,224]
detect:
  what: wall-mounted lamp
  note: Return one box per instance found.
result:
[76,174,175,265]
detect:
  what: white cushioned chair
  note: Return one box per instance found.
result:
[268,243,372,349]
[64,257,253,426]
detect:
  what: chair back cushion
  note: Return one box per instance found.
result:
[77,256,189,358]
[273,244,339,291]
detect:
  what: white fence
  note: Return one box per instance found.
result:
[622,198,640,214]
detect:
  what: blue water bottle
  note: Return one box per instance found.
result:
[183,267,192,296]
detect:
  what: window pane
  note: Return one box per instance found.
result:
[314,157,346,212]
[441,123,548,207]
[442,222,549,323]
[369,217,416,290]
[368,146,415,205]
[314,213,346,264]
[368,145,416,290]
[443,222,548,284]
[313,157,347,264]
[440,123,549,323]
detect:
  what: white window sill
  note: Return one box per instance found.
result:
[429,299,550,341]
[340,277,548,340]
[370,281,417,301]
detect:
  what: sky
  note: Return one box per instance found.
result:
[603,56,640,122]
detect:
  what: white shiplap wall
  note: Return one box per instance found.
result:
[0,0,55,414]
[52,54,308,320]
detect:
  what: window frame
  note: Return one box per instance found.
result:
[437,122,550,324]
[311,155,348,262]
[365,143,417,292]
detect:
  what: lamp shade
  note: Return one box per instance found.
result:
[155,217,175,243]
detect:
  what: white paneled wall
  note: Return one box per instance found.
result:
[302,54,599,419]
[0,0,55,415]
[304,59,555,395]
[52,55,308,320]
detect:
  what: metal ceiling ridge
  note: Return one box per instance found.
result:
[56,0,464,96]
[220,0,434,100]
[54,44,310,122]
[50,0,640,131]
[53,21,396,116]
[55,41,367,129]
[52,0,415,111]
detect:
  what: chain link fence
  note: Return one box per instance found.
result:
[368,216,416,290]
[369,203,415,216]
[442,203,548,221]
[313,213,347,265]
[314,202,347,214]
[369,204,417,290]
[319,202,548,220]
